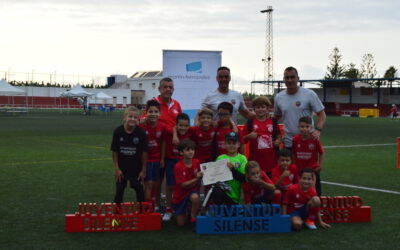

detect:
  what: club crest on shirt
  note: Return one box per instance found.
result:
[267,124,273,132]
[133,137,139,144]
[308,144,315,150]
[295,101,301,107]
[234,162,240,169]
[231,99,236,105]
[120,137,123,142]
[296,194,300,199]
[297,144,301,148]
[199,133,203,138]
[156,131,162,138]
[254,125,259,130]
[183,171,186,176]
[210,132,215,137]
[173,109,179,114]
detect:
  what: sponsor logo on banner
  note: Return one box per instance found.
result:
[186,61,202,73]
[168,61,211,81]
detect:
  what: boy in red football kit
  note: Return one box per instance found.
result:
[163,113,191,221]
[243,96,281,177]
[242,161,281,205]
[215,102,245,156]
[173,108,215,163]
[271,149,299,199]
[392,104,398,119]
[173,139,203,227]
[111,106,147,204]
[189,108,216,163]
[292,116,324,196]
[140,100,165,210]
[282,168,330,230]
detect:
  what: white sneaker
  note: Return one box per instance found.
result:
[304,219,317,230]
[162,212,173,221]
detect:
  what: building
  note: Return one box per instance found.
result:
[109,71,163,105]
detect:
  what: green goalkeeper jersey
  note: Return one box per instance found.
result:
[216,153,247,203]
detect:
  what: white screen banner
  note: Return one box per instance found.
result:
[163,50,221,114]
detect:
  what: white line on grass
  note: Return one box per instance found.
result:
[324,143,396,149]
[322,181,400,195]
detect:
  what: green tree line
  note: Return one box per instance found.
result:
[325,47,398,87]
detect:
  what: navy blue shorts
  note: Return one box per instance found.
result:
[251,189,274,204]
[165,159,178,186]
[289,205,308,219]
[173,191,198,216]
[145,162,160,181]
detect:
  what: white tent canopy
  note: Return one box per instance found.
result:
[353,81,372,88]
[60,84,93,97]
[0,79,26,95]
[93,91,112,100]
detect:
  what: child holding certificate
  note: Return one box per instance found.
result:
[173,139,203,227]
[210,132,247,206]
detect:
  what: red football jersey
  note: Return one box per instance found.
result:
[164,129,190,160]
[190,126,215,163]
[242,171,274,204]
[283,183,318,214]
[173,159,201,204]
[392,106,398,115]
[140,96,182,130]
[271,164,299,191]
[243,118,278,173]
[215,125,244,156]
[292,134,324,170]
[139,122,164,162]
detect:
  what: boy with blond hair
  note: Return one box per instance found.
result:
[111,106,147,204]
[243,96,281,177]
[242,161,281,205]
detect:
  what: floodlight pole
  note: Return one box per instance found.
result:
[261,6,274,95]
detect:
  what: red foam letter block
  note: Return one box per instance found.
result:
[320,207,371,223]
[65,215,84,233]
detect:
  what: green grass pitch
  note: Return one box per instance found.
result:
[1,111,399,249]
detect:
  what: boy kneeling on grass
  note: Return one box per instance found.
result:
[173,139,203,227]
[242,161,281,205]
[282,168,331,230]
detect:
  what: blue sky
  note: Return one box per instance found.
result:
[0,0,399,92]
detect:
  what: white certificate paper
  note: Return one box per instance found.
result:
[200,159,233,186]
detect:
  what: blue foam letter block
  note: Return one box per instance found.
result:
[196,204,291,234]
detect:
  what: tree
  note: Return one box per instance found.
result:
[343,63,360,79]
[325,47,346,79]
[384,66,397,78]
[360,53,377,86]
[242,91,257,100]
[384,66,398,88]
